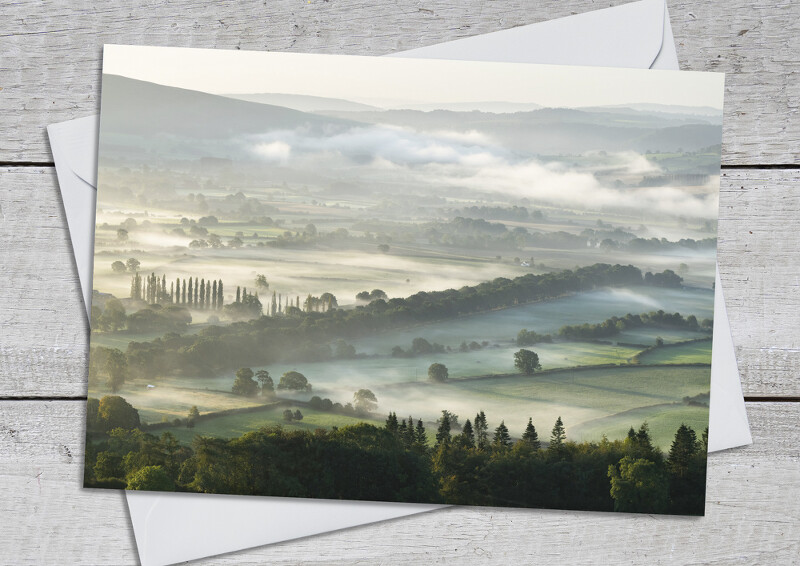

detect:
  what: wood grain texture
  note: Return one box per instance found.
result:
[0,400,797,565]
[0,0,798,165]
[1,167,798,397]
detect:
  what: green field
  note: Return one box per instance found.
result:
[157,405,386,444]
[569,403,709,449]
[410,365,711,449]
[637,340,712,365]
[146,365,710,449]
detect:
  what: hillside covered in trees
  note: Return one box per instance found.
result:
[84,395,707,515]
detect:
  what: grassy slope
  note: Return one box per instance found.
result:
[158,405,386,444]
[637,340,712,364]
[569,403,709,450]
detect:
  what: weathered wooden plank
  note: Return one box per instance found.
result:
[2,167,798,397]
[0,0,797,165]
[0,400,797,564]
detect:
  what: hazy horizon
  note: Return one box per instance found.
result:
[102,46,725,111]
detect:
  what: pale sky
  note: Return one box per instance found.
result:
[103,44,724,110]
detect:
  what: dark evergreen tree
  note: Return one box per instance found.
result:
[236,286,241,303]
[549,416,566,452]
[415,419,427,447]
[493,421,512,448]
[398,418,408,440]
[175,278,180,303]
[474,410,489,451]
[188,277,193,307]
[404,415,416,447]
[521,418,540,449]
[212,280,218,309]
[217,280,223,309]
[385,412,399,436]
[161,274,167,302]
[667,424,697,479]
[459,418,475,448]
[205,281,211,309]
[170,281,174,303]
[182,278,187,304]
[667,424,704,514]
[435,411,451,447]
[199,279,205,309]
[194,277,199,305]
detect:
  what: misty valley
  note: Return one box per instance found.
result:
[84,73,719,513]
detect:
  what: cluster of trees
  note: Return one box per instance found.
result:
[84,399,707,515]
[224,287,263,320]
[108,264,681,377]
[130,272,224,311]
[458,340,489,352]
[231,368,311,397]
[91,298,191,334]
[111,257,141,273]
[557,310,712,341]
[449,205,542,222]
[283,409,303,422]
[424,218,528,250]
[356,289,388,303]
[516,328,553,347]
[391,337,446,358]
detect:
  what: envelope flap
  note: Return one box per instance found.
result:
[48,115,99,187]
[396,0,666,69]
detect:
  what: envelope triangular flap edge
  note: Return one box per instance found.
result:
[394,0,666,69]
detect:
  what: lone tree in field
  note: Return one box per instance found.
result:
[278,371,311,392]
[187,405,200,428]
[353,389,378,414]
[256,370,274,398]
[514,349,542,375]
[125,257,140,272]
[105,348,128,393]
[428,362,449,383]
[111,260,126,273]
[231,367,259,397]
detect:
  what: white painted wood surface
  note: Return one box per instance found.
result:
[0,0,797,165]
[0,0,798,564]
[1,401,798,565]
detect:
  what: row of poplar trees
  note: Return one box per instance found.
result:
[130,272,224,310]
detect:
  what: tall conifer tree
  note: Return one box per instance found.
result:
[522,418,540,449]
[550,416,566,451]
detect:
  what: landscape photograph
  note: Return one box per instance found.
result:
[84,48,724,515]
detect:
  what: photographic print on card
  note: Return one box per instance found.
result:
[85,45,723,515]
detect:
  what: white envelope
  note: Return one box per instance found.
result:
[48,1,750,564]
